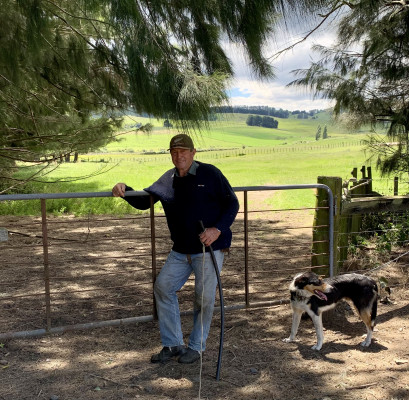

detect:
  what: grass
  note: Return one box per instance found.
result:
[101,111,371,153]
[0,111,388,216]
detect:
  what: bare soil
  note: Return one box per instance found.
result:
[1,207,409,400]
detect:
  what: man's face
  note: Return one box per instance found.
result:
[170,148,196,176]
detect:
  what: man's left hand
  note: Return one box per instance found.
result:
[199,227,221,247]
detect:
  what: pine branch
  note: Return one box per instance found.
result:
[0,163,59,194]
[0,163,118,195]
[268,4,344,61]
[44,0,114,27]
[38,34,124,110]
[0,74,67,118]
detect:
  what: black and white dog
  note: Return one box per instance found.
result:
[283,271,378,350]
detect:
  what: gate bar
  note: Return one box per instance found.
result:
[0,185,334,275]
[0,184,334,340]
[0,299,290,340]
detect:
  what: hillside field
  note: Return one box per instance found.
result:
[1,111,394,215]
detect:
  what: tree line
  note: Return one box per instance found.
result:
[214,105,325,120]
[215,105,290,119]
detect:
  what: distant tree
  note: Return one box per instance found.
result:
[247,115,278,129]
[253,115,263,127]
[164,119,173,128]
[323,125,328,139]
[315,125,322,141]
[246,115,254,126]
[262,116,273,128]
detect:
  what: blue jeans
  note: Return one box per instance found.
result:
[153,249,224,352]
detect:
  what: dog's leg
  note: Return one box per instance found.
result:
[359,305,376,347]
[310,313,324,350]
[361,326,373,347]
[283,309,303,343]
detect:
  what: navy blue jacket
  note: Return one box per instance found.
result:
[123,161,239,254]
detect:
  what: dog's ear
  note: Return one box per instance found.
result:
[295,275,309,288]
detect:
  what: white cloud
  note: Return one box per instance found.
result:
[225,24,338,111]
[227,78,333,111]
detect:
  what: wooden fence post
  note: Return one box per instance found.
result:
[312,176,342,276]
[367,166,373,193]
[394,177,399,196]
[349,165,372,247]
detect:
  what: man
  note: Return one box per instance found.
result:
[112,134,239,364]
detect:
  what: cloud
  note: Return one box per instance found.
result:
[225,26,338,111]
[227,78,332,111]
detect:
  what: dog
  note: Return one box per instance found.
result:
[283,271,378,350]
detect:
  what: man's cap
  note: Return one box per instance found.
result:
[168,134,194,150]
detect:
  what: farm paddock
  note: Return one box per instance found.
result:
[0,210,408,400]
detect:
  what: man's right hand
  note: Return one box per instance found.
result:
[112,182,126,197]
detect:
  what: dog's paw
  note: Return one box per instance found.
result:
[311,344,322,351]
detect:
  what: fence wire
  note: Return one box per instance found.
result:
[337,209,409,274]
[0,185,333,339]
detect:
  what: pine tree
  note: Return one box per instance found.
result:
[290,1,409,175]
[315,125,321,141]
[1,0,327,191]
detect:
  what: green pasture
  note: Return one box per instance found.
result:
[104,111,371,153]
[0,111,392,216]
[1,144,373,216]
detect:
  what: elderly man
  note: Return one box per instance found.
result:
[112,134,239,364]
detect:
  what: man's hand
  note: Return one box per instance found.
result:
[112,182,126,197]
[199,227,221,247]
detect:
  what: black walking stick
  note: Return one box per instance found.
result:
[199,221,224,381]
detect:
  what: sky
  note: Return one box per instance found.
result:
[225,23,337,112]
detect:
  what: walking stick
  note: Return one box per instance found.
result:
[199,221,224,381]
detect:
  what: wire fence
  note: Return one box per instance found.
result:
[337,209,409,274]
[81,141,364,164]
[0,185,333,340]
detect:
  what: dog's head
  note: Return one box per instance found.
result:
[290,272,331,301]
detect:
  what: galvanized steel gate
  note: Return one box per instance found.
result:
[0,185,333,340]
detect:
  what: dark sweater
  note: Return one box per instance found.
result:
[123,161,239,254]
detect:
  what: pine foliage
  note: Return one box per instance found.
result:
[1,0,327,191]
[289,0,409,176]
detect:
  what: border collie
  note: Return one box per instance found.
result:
[283,271,378,350]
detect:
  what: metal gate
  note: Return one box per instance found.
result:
[0,185,333,340]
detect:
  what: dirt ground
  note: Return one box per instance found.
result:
[1,207,409,400]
